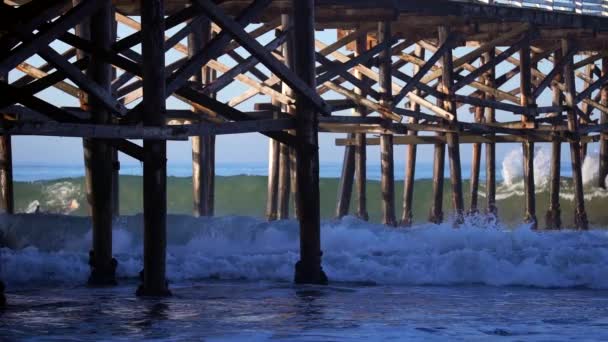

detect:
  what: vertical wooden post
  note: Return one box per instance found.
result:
[429,83,446,224]
[469,59,484,215]
[292,0,327,285]
[483,51,497,216]
[354,35,369,221]
[579,63,593,161]
[439,26,464,224]
[401,45,424,226]
[266,97,280,221]
[336,133,355,218]
[378,21,396,227]
[546,50,563,229]
[0,71,8,307]
[0,72,13,215]
[277,142,291,219]
[278,14,293,220]
[110,7,119,218]
[190,15,214,217]
[562,38,588,230]
[137,0,170,296]
[520,37,537,228]
[599,57,608,189]
[85,0,116,285]
[469,111,482,214]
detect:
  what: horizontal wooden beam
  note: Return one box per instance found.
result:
[0,118,296,139]
[336,133,600,146]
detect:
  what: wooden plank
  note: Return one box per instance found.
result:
[165,0,273,97]
[203,31,288,95]
[194,0,331,116]
[0,1,104,74]
[392,38,452,108]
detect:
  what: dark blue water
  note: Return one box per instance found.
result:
[2,281,608,341]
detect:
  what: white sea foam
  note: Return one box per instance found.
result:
[1,215,608,290]
[501,147,551,188]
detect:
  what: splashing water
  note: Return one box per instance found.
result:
[2,214,608,290]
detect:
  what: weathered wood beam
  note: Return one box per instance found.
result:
[189,13,213,218]
[0,1,103,74]
[439,26,464,224]
[452,36,527,92]
[165,0,273,98]
[194,0,330,116]
[84,0,116,286]
[137,0,170,297]
[400,44,424,227]
[38,46,127,115]
[203,30,288,95]
[562,38,588,230]
[0,73,13,216]
[533,46,577,99]
[392,38,452,108]
[290,0,326,285]
[336,134,600,146]
[15,62,82,98]
[315,52,381,101]
[600,57,608,190]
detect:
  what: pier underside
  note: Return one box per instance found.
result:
[2,0,608,303]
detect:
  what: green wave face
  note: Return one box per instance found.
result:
[11,175,608,228]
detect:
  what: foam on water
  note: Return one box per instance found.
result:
[2,214,608,290]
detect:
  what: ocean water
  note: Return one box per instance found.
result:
[2,146,608,340]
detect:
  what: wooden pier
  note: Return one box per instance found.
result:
[2,0,608,304]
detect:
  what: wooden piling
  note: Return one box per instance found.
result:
[82,0,116,286]
[546,50,563,230]
[519,38,537,228]
[579,64,593,161]
[378,21,396,227]
[0,72,9,307]
[429,83,446,224]
[292,1,327,285]
[0,72,13,215]
[278,14,293,220]
[439,26,464,224]
[599,57,608,189]
[469,104,482,215]
[266,97,281,221]
[137,0,170,296]
[354,35,369,221]
[562,38,588,230]
[483,51,497,216]
[190,16,214,217]
[336,133,355,218]
[401,45,424,227]
[110,8,119,218]
[278,141,291,219]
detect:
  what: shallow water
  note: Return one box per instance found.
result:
[2,214,608,340]
[2,281,608,341]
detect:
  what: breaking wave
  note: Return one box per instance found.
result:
[1,214,608,290]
